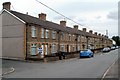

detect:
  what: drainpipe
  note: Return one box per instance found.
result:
[76,34,78,51]
[57,30,62,60]
[25,24,28,60]
[86,36,89,49]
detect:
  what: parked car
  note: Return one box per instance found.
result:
[116,46,119,49]
[102,47,110,52]
[111,46,116,50]
[80,49,94,58]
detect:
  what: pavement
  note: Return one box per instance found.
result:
[103,57,119,79]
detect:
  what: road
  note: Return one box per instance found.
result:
[2,49,119,78]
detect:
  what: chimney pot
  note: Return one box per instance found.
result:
[73,25,78,29]
[3,2,11,10]
[38,13,46,21]
[60,20,66,27]
[89,30,93,34]
[98,33,101,36]
[94,32,97,35]
[82,28,86,32]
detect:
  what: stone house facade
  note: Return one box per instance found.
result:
[0,2,112,60]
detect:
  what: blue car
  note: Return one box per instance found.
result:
[80,49,94,58]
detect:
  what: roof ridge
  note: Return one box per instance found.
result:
[8,10,105,38]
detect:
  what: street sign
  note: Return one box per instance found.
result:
[38,48,43,53]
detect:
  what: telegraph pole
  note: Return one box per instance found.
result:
[106,30,108,37]
[106,30,108,47]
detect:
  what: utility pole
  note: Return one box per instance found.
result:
[106,30,108,47]
[106,30,108,37]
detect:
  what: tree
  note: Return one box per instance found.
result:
[112,36,120,46]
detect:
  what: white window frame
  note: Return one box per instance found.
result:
[61,45,65,52]
[31,26,37,37]
[61,32,64,40]
[51,44,56,53]
[46,29,49,38]
[52,31,56,39]
[69,34,71,41]
[41,28,44,38]
[78,36,80,42]
[31,44,37,55]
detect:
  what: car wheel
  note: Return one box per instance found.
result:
[92,54,94,57]
[88,55,91,58]
[79,56,81,58]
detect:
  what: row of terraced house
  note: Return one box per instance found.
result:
[0,2,112,61]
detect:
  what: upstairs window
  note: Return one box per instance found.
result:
[69,34,71,41]
[61,32,64,40]
[41,28,44,38]
[31,26,37,37]
[52,31,56,39]
[78,36,80,42]
[46,29,49,38]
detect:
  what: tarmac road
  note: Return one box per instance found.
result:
[2,49,119,78]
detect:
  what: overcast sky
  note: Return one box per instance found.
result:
[0,0,119,38]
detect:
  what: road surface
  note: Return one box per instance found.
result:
[2,49,119,78]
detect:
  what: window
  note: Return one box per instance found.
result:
[51,44,56,53]
[41,28,44,38]
[46,29,49,38]
[52,31,56,39]
[78,45,80,51]
[73,46,76,51]
[61,45,65,52]
[69,34,71,41]
[78,36,80,42]
[31,26,36,37]
[61,32,64,40]
[31,44,37,55]
[73,35,75,41]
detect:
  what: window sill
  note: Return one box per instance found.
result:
[31,37,37,38]
[52,39,56,40]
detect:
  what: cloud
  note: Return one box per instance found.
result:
[95,16,102,19]
[53,16,64,20]
[107,11,118,20]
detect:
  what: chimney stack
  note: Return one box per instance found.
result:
[73,25,78,30]
[60,20,66,27]
[94,32,97,35]
[98,33,101,36]
[82,28,86,32]
[3,2,11,11]
[38,13,46,21]
[89,30,93,34]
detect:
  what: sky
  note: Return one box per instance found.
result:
[0,0,119,38]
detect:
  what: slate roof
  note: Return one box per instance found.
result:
[9,10,107,39]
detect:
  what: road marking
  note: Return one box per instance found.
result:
[101,58,118,80]
[0,67,15,78]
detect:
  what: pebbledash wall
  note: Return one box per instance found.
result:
[0,2,113,60]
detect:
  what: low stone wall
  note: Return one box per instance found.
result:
[44,57,59,62]
[44,52,79,62]
[27,49,103,62]
[65,53,79,59]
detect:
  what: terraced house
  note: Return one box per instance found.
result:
[0,2,112,60]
